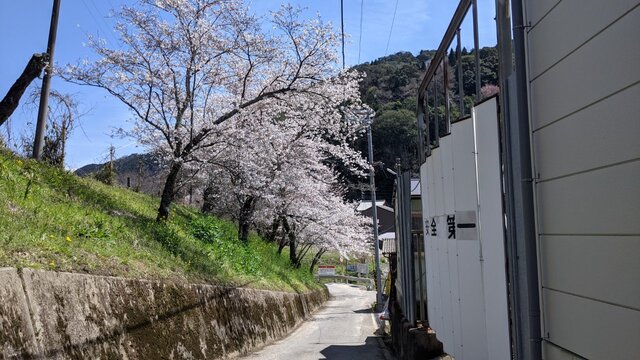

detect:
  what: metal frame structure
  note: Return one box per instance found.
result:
[417,0,481,160]
[494,1,542,359]
[413,0,543,359]
[394,164,416,325]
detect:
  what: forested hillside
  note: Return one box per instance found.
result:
[349,46,499,202]
[75,153,167,195]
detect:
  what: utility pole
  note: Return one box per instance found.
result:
[366,113,383,312]
[33,0,61,160]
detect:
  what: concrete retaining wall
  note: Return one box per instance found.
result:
[0,268,328,359]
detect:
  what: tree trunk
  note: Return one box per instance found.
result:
[156,161,183,221]
[265,216,281,243]
[0,53,48,126]
[277,232,287,254]
[309,248,326,274]
[289,235,298,267]
[282,217,298,266]
[238,196,255,245]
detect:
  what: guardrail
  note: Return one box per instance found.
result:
[316,275,374,290]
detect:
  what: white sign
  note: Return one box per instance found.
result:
[317,265,336,276]
[357,263,369,274]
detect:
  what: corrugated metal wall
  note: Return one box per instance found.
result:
[420,98,511,359]
[524,1,640,358]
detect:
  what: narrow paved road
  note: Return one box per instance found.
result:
[241,283,387,360]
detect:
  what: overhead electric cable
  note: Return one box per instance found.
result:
[81,0,116,45]
[340,0,346,69]
[384,0,400,56]
[357,0,364,64]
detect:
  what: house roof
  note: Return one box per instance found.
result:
[380,233,396,254]
[356,200,387,212]
[379,231,395,239]
[411,179,421,196]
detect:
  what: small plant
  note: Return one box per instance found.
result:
[189,217,223,245]
[94,163,117,186]
[21,162,39,200]
[153,222,182,255]
[73,218,111,239]
[94,145,117,186]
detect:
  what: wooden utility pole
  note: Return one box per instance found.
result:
[33,0,61,160]
[108,145,115,174]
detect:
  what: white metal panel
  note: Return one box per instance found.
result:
[452,121,480,212]
[473,98,511,360]
[543,341,586,360]
[428,155,439,333]
[421,111,513,359]
[451,118,487,360]
[441,135,463,354]
[526,2,640,359]
[419,162,431,320]
[432,147,448,340]
[527,0,639,79]
[456,238,487,360]
[533,83,640,181]
[438,144,454,352]
[524,0,560,28]
[528,6,640,130]
[543,288,640,359]
[422,157,439,333]
[434,149,445,336]
[535,160,640,235]
[540,235,640,310]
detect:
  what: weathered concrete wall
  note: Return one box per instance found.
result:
[0,269,40,359]
[0,268,329,359]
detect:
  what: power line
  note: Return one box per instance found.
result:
[340,0,346,69]
[384,0,400,56]
[80,0,116,45]
[357,0,364,64]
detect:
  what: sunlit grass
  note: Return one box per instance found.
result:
[0,149,320,292]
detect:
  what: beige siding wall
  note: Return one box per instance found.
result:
[525,0,640,358]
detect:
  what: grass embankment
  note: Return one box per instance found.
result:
[0,149,319,292]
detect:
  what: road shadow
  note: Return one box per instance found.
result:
[353,307,374,314]
[319,336,386,360]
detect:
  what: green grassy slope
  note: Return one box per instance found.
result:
[0,149,319,292]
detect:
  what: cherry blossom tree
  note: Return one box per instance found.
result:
[200,119,371,264]
[200,105,371,262]
[64,0,352,221]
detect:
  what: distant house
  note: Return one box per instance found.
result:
[380,231,396,256]
[356,200,395,235]
[410,179,422,235]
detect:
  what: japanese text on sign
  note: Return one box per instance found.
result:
[447,215,456,239]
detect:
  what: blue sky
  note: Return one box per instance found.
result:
[0,0,497,169]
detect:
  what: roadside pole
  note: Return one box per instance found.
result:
[33,0,61,160]
[366,118,383,312]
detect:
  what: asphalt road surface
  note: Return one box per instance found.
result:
[241,283,387,360]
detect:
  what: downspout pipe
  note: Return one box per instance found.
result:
[508,0,542,358]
